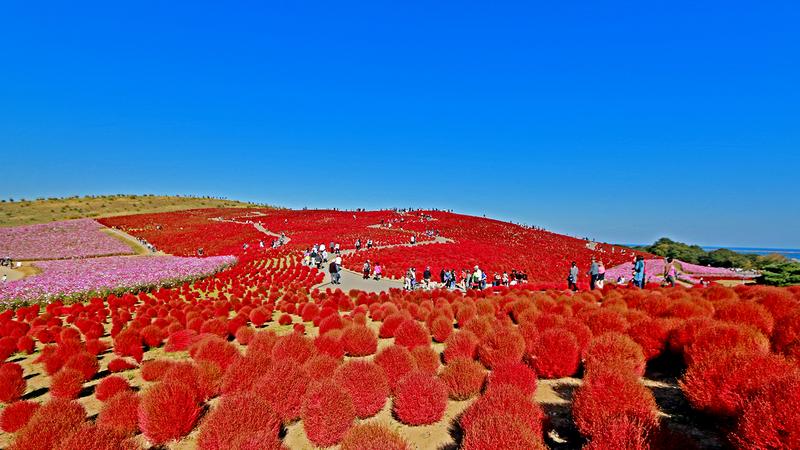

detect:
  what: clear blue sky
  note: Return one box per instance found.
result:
[3,1,799,248]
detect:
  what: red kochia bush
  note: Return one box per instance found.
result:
[249,307,270,327]
[9,398,86,450]
[430,315,453,342]
[95,375,131,402]
[165,329,200,352]
[0,400,39,432]
[64,352,99,380]
[50,368,86,399]
[113,327,143,362]
[715,301,775,337]
[333,360,389,418]
[255,359,311,422]
[56,423,136,450]
[731,374,800,449]
[443,330,479,363]
[0,363,25,403]
[221,355,272,394]
[197,391,281,450]
[190,336,241,371]
[439,358,486,400]
[341,325,378,356]
[341,422,413,450]
[271,332,315,364]
[315,330,345,359]
[572,369,659,439]
[301,380,357,447]
[460,384,543,434]
[680,351,798,417]
[303,354,341,380]
[478,327,526,368]
[393,371,448,425]
[394,320,431,349]
[141,359,175,382]
[773,311,800,353]
[462,412,546,450]
[138,381,203,444]
[411,345,440,375]
[582,415,652,450]
[533,328,581,378]
[107,357,137,373]
[583,332,646,377]
[487,361,538,396]
[96,391,140,438]
[235,326,255,345]
[16,335,35,354]
[684,322,769,365]
[374,345,417,391]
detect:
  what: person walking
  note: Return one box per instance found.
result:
[373,262,382,280]
[355,239,362,251]
[362,260,371,279]
[329,260,341,285]
[410,235,416,245]
[663,257,677,287]
[633,256,646,288]
[334,242,340,255]
[568,262,579,291]
[597,260,606,289]
[423,266,432,288]
[589,258,599,290]
[367,239,373,249]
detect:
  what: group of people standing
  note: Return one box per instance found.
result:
[567,258,607,291]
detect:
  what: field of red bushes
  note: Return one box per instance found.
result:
[2,208,799,449]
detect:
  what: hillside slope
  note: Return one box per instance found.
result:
[0,194,272,227]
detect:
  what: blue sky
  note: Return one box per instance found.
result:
[2,1,799,248]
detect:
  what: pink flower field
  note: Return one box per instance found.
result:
[0,219,134,260]
[0,255,235,304]
[604,258,753,285]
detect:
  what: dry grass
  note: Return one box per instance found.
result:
[0,195,273,227]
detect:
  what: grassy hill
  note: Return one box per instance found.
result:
[0,194,272,227]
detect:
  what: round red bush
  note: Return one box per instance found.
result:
[96,390,140,438]
[278,314,293,326]
[731,373,800,449]
[302,354,341,380]
[460,384,543,434]
[95,375,131,402]
[9,398,85,450]
[532,328,581,378]
[64,351,99,380]
[341,422,413,450]
[478,327,525,368]
[190,336,241,371]
[314,330,345,359]
[443,330,479,363]
[582,415,652,450]
[462,412,546,450]
[393,371,448,425]
[271,332,315,364]
[584,332,646,377]
[138,381,203,444]
[141,359,175,382]
[249,307,270,327]
[50,368,86,399]
[197,391,281,450]
[715,301,775,337]
[439,358,486,400]
[374,345,417,391]
[430,316,453,343]
[487,361,537,397]
[342,325,378,356]
[684,322,769,365]
[235,326,255,345]
[301,380,356,447]
[394,320,431,349]
[0,400,39,433]
[56,423,136,450]
[140,324,166,348]
[165,329,200,352]
[378,313,405,338]
[0,363,26,403]
[333,360,389,418]
[107,357,137,373]
[254,359,311,422]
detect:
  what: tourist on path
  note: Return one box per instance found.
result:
[355,239,362,251]
[597,260,606,289]
[362,260,371,279]
[663,257,677,287]
[329,260,341,285]
[589,258,599,290]
[633,256,646,288]
[373,262,382,280]
[568,262,579,291]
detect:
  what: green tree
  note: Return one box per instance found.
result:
[757,262,800,286]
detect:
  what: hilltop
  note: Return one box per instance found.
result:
[0,194,272,227]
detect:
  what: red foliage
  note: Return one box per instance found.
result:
[374,345,417,391]
[582,415,652,450]
[430,315,453,343]
[235,326,255,345]
[138,381,203,444]
[140,324,166,348]
[684,322,769,365]
[0,400,39,433]
[379,313,405,338]
[113,327,143,362]
[56,423,137,450]
[333,360,389,418]
[271,332,315,364]
[314,330,345,359]
[394,320,431,349]
[731,374,800,450]
[190,336,241,371]
[302,354,340,380]
[478,327,525,368]
[487,361,537,396]
[141,359,175,382]
[584,332,646,377]
[16,335,35,354]
[278,314,293,326]
[247,330,279,356]
[680,351,798,417]
[64,351,99,380]
[773,311,800,353]
[443,330,479,363]
[107,357,137,373]
[197,391,281,450]
[249,307,270,327]
[460,384,543,434]
[255,359,311,422]
[84,338,109,356]
[165,329,200,352]
[9,398,85,450]
[628,318,675,361]
[410,345,440,375]
[96,390,140,438]
[341,422,413,450]
[163,361,221,402]
[341,325,378,356]
[0,363,26,403]
[439,358,486,400]
[301,380,357,447]
[221,355,272,394]
[95,375,131,402]
[715,301,775,336]
[572,369,659,439]
[50,368,86,399]
[393,371,448,425]
[532,328,581,378]
[462,412,546,450]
